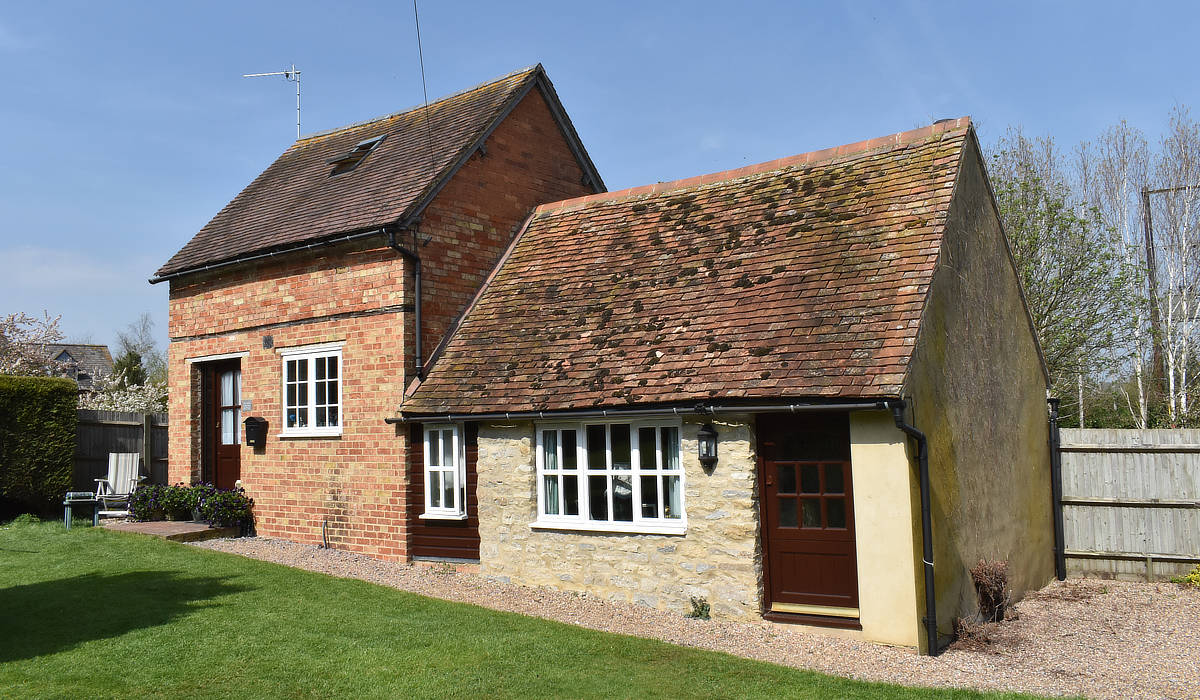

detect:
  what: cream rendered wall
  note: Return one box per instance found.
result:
[903,135,1055,647]
[850,410,923,650]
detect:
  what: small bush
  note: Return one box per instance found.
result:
[197,486,253,528]
[159,483,195,519]
[131,483,253,530]
[686,596,711,620]
[970,559,1010,622]
[129,484,165,521]
[1171,564,1200,588]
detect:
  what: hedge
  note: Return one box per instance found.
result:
[0,375,78,517]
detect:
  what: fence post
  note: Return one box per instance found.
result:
[141,412,153,480]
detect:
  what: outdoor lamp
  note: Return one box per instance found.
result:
[697,423,718,471]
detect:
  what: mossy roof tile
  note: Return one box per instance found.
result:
[403,119,971,415]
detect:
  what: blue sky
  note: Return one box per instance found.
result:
[1,1,1197,352]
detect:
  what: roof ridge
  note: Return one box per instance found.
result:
[295,64,541,143]
[534,117,971,215]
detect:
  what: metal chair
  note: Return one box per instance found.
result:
[95,453,144,517]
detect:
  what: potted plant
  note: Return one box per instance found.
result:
[161,484,195,521]
[129,484,165,521]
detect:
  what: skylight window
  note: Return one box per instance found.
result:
[327,135,386,176]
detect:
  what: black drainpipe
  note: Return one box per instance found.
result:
[889,399,939,656]
[387,227,424,379]
[1047,397,1066,580]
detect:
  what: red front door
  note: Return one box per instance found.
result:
[202,360,242,490]
[758,413,859,620]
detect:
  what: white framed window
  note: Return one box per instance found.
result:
[423,424,466,520]
[535,420,685,535]
[278,342,343,438]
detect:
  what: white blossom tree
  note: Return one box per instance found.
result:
[0,311,66,376]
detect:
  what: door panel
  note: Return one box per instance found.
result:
[202,360,241,490]
[758,413,859,614]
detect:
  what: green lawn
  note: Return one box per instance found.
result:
[1,519,1033,699]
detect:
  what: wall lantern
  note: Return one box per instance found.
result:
[697,423,718,472]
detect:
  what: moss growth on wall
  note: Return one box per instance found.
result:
[904,135,1055,649]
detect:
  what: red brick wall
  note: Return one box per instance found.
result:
[164,85,596,561]
[410,87,595,376]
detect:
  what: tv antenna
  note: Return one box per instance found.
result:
[243,63,302,139]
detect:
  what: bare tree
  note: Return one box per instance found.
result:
[1081,122,1152,427]
[1152,105,1200,423]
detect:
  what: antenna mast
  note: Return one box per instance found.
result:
[243,64,302,139]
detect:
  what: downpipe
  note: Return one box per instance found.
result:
[1048,397,1066,580]
[890,400,940,655]
[387,227,424,380]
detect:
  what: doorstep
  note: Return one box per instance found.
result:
[102,520,240,542]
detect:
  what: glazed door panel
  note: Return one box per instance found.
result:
[202,360,241,490]
[758,413,859,611]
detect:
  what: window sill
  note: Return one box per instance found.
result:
[419,512,468,521]
[531,519,687,536]
[277,429,343,439]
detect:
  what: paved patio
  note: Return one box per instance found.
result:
[101,520,238,542]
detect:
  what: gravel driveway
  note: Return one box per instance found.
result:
[193,537,1199,699]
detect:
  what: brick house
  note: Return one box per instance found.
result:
[157,65,1055,653]
[395,117,1055,653]
[152,66,603,560]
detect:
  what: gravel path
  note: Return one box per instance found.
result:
[193,537,1200,699]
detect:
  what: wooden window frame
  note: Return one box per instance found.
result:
[278,342,343,438]
[422,423,467,520]
[533,420,686,535]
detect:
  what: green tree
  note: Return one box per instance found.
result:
[989,128,1138,413]
[111,349,147,388]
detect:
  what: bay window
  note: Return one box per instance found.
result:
[535,420,685,534]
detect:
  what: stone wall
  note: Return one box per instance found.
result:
[476,415,764,620]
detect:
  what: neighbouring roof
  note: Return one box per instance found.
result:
[38,343,114,390]
[401,118,972,416]
[154,64,602,280]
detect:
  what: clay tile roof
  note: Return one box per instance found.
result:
[401,118,972,415]
[155,65,549,279]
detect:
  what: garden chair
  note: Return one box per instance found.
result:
[95,453,144,517]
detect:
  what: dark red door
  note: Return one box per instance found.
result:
[202,360,242,490]
[758,413,859,618]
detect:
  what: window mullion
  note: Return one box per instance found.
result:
[631,426,643,524]
[656,427,665,521]
[605,426,614,523]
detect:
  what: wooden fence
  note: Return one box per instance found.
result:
[1059,428,1200,581]
[75,410,168,491]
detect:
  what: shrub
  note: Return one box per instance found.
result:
[129,484,165,521]
[1171,564,1200,588]
[686,596,711,620]
[197,486,254,528]
[131,482,253,530]
[159,483,195,519]
[970,559,1010,623]
[0,375,78,517]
